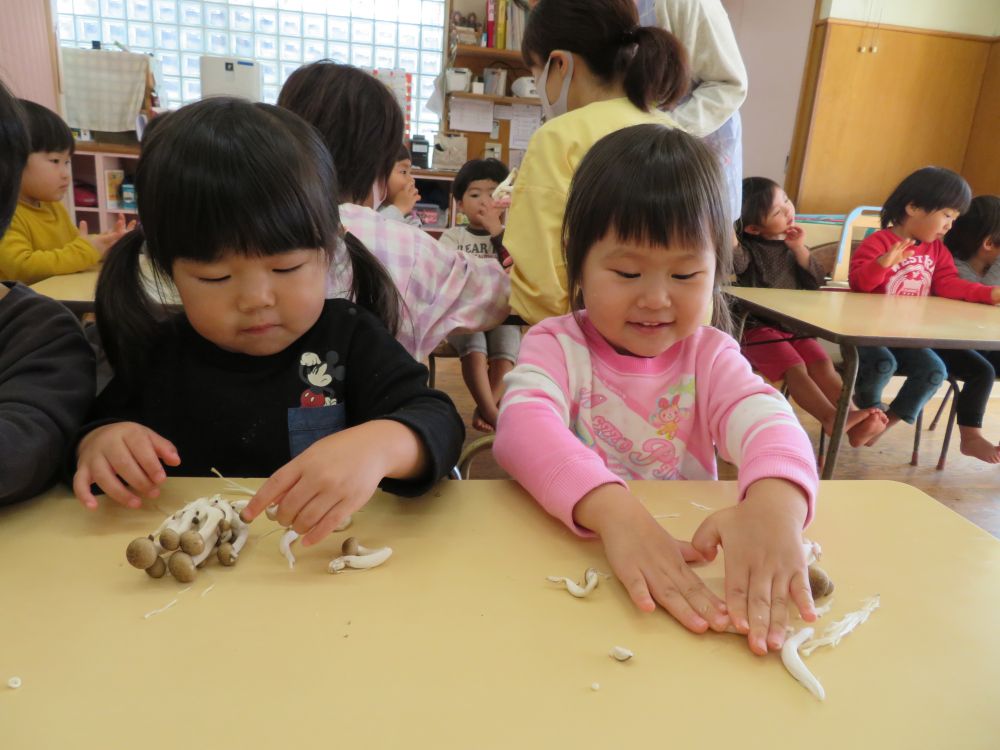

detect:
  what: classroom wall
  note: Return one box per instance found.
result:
[820,0,1000,37]
[963,40,1000,197]
[721,0,814,183]
[0,0,59,111]
[790,21,992,213]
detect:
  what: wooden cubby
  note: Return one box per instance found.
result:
[68,142,140,233]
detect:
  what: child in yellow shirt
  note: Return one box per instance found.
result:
[0,100,130,284]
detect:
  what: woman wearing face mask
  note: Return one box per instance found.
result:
[504,0,689,325]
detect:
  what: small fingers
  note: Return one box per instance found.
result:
[91,457,141,508]
[767,576,791,651]
[649,582,709,634]
[724,569,750,635]
[745,580,773,656]
[300,503,351,548]
[790,568,816,622]
[619,567,656,613]
[243,467,296,521]
[72,466,98,510]
[107,440,159,498]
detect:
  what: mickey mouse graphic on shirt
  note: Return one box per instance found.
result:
[298,351,345,407]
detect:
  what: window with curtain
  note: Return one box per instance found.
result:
[53,0,446,138]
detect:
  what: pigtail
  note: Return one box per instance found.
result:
[95,228,164,387]
[623,26,689,112]
[343,231,402,336]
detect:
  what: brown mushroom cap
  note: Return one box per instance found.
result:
[217,542,237,566]
[341,537,360,556]
[180,529,205,556]
[145,556,167,579]
[808,565,834,599]
[167,551,197,583]
[160,528,180,551]
[126,537,159,570]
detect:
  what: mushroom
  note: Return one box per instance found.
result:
[328,537,393,573]
[808,565,834,599]
[781,627,825,701]
[547,567,601,598]
[126,536,160,570]
[609,646,634,662]
[167,551,197,583]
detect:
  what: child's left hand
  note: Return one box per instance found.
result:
[783,225,808,253]
[473,201,504,238]
[990,286,1000,305]
[240,420,426,546]
[691,478,815,656]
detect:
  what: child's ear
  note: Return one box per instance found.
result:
[743,223,763,236]
[905,202,920,217]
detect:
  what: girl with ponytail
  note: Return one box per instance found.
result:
[503,0,690,325]
[74,98,463,547]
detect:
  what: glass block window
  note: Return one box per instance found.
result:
[54,0,445,138]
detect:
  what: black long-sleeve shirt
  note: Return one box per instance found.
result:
[78,299,464,496]
[0,282,95,505]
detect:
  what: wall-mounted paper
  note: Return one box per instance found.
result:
[510,104,542,150]
[449,97,495,133]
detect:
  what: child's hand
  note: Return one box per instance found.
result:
[392,181,421,215]
[82,213,137,257]
[574,484,730,634]
[877,238,916,268]
[473,201,504,237]
[73,422,181,510]
[691,478,814,656]
[783,225,808,253]
[990,286,1000,305]
[241,421,425,546]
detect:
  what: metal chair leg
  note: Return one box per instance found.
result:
[936,379,961,471]
[910,409,923,466]
[457,435,496,479]
[928,382,955,430]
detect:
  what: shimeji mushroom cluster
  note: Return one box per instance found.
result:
[125,495,250,583]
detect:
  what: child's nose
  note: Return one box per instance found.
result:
[638,280,671,309]
[237,278,276,311]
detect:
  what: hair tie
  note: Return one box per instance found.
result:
[620,27,639,45]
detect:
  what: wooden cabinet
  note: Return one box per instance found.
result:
[69,143,140,233]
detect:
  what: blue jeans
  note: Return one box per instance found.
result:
[854,347,946,424]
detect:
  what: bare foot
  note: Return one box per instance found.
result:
[471,406,497,433]
[847,411,888,447]
[822,408,870,437]
[864,410,895,446]
[959,435,1000,464]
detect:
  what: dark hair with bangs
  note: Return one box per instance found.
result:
[452,158,509,201]
[278,62,404,205]
[945,195,1000,262]
[521,0,689,112]
[880,167,971,230]
[97,97,400,386]
[395,143,411,162]
[737,176,781,236]
[0,82,28,233]
[18,98,73,154]
[563,124,733,333]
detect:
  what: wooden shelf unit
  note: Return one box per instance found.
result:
[69,142,140,232]
[449,91,540,106]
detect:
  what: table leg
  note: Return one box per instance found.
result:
[822,344,858,480]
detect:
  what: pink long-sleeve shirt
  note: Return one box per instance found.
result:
[493,313,818,534]
[849,228,995,303]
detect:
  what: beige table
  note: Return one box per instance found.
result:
[29,260,180,315]
[1,478,998,748]
[28,269,99,315]
[727,287,1000,479]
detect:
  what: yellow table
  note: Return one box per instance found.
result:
[727,287,1000,478]
[28,269,99,315]
[2,478,998,748]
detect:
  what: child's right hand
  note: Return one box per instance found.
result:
[80,213,136,257]
[392,182,421,215]
[73,422,181,510]
[877,238,916,268]
[573,484,731,634]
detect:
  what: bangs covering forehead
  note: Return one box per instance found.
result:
[136,98,337,269]
[563,125,730,309]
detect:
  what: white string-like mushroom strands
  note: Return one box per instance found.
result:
[546,567,605,598]
[781,627,825,701]
[800,596,880,656]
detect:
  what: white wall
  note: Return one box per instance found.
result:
[722,0,814,183]
[821,0,1000,37]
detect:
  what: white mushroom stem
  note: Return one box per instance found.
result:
[279,529,299,569]
[781,627,825,701]
[609,646,634,662]
[799,596,880,656]
[328,543,392,573]
[802,539,823,566]
[547,567,600,598]
[211,468,257,497]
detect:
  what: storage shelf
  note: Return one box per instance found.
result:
[449,91,540,106]
[454,44,525,65]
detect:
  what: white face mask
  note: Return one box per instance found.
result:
[538,53,574,122]
[371,178,387,210]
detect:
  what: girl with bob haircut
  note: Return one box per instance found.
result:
[503,0,690,325]
[850,168,1000,463]
[74,98,464,545]
[495,125,820,656]
[278,61,511,363]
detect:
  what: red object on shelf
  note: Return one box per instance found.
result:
[73,181,98,207]
[486,0,496,47]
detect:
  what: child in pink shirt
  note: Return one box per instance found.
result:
[494,125,819,656]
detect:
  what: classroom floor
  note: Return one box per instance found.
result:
[433,358,1000,539]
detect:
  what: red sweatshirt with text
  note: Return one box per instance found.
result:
[849,228,994,302]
